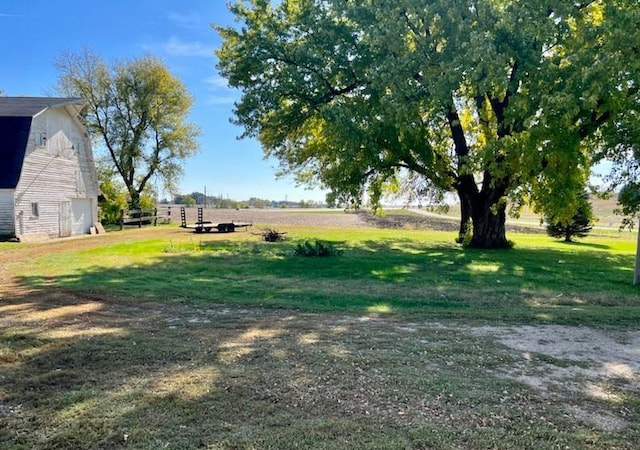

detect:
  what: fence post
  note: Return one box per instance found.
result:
[120,209,125,230]
[153,208,158,226]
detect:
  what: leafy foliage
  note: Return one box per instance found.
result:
[216,0,638,248]
[616,183,640,230]
[56,50,200,208]
[294,240,343,257]
[174,194,197,207]
[98,178,128,225]
[545,192,595,242]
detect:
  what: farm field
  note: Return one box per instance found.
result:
[1,209,639,449]
[418,196,631,231]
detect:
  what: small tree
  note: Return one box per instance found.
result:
[546,192,595,242]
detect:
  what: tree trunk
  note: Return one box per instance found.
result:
[456,188,472,243]
[129,189,141,210]
[454,171,510,249]
[468,199,509,249]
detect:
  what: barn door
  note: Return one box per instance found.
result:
[59,201,72,237]
[71,199,92,235]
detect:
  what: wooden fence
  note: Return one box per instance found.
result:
[119,207,172,230]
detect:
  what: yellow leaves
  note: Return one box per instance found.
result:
[404,32,418,52]
[285,0,303,18]
[584,1,606,27]
[558,56,572,70]
[459,107,475,133]
[567,0,605,33]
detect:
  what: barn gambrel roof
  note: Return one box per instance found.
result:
[0,97,85,189]
[0,97,85,117]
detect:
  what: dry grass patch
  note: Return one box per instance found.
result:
[1,291,639,449]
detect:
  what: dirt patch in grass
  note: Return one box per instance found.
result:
[359,210,545,234]
[470,325,640,431]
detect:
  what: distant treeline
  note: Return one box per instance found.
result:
[161,193,326,209]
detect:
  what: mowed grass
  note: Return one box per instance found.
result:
[1,223,640,449]
[11,225,640,326]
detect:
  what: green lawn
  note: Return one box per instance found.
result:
[13,226,640,326]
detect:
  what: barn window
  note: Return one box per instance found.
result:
[31,202,40,218]
[76,170,86,194]
[37,132,47,147]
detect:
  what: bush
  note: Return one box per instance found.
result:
[294,240,343,257]
[99,190,128,225]
[98,177,154,225]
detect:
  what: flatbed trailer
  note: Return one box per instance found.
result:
[180,207,252,233]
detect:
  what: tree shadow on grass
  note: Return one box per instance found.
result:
[552,240,613,250]
[12,236,640,326]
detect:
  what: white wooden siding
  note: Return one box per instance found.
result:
[14,107,98,238]
[0,190,15,236]
[59,201,72,237]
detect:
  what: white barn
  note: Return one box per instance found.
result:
[0,97,100,241]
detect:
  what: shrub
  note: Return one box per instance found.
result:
[294,240,343,257]
[99,189,128,225]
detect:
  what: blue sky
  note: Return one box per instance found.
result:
[0,0,327,203]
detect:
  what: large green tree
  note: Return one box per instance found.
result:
[56,50,200,208]
[217,0,638,248]
[599,77,640,284]
[590,3,640,284]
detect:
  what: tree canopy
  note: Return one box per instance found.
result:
[216,0,639,248]
[56,50,200,208]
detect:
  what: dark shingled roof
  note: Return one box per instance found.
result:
[0,97,84,117]
[0,97,85,189]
